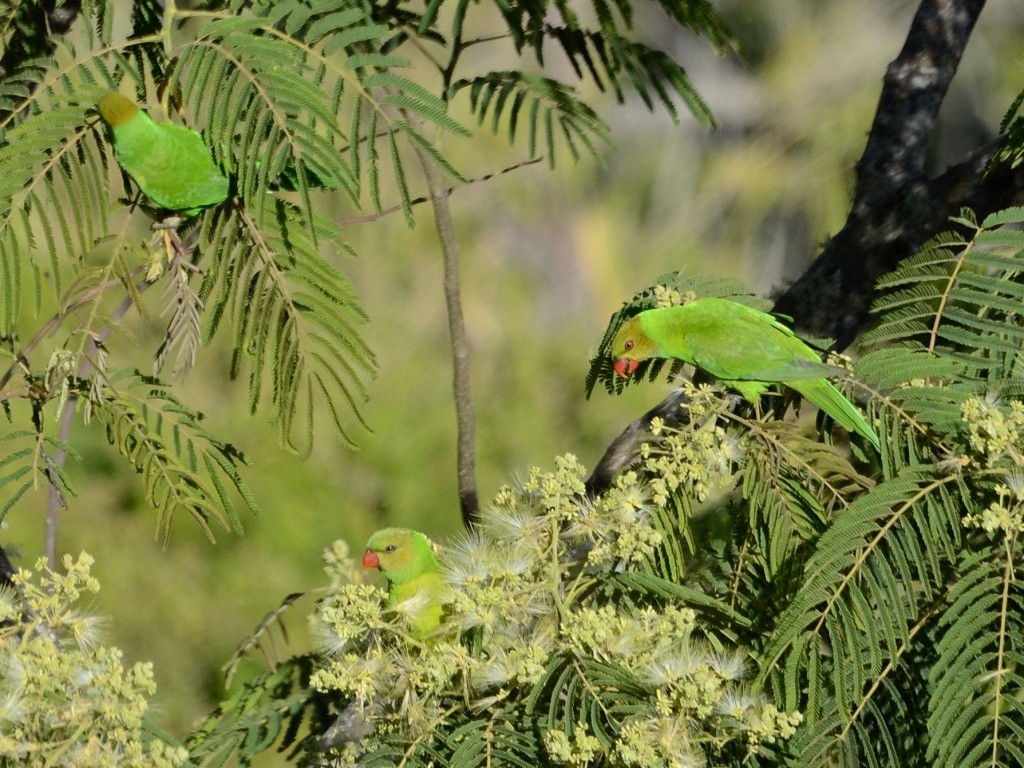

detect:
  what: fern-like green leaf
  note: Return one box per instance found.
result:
[0,429,78,522]
[739,424,872,578]
[607,570,748,629]
[445,710,543,768]
[761,468,963,719]
[927,549,1024,768]
[91,369,258,541]
[452,71,610,168]
[527,653,648,755]
[199,200,374,454]
[866,211,1024,385]
[187,655,321,768]
[546,26,716,128]
[854,345,979,436]
[986,88,1024,173]
[0,89,119,332]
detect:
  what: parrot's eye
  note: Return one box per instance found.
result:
[624,339,634,351]
[385,545,397,553]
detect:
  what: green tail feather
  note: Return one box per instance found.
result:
[791,379,880,450]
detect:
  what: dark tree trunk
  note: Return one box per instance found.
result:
[586,0,1024,496]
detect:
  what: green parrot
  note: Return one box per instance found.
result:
[97,92,229,217]
[611,298,880,450]
[363,528,445,638]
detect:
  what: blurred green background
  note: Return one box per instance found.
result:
[3,0,1022,740]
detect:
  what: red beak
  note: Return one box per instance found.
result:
[362,550,380,570]
[613,358,639,378]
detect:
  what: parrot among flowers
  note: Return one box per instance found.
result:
[97,92,229,217]
[610,297,880,450]
[319,530,443,750]
[363,528,445,638]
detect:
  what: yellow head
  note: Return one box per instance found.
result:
[362,528,439,586]
[610,315,655,377]
[97,92,140,128]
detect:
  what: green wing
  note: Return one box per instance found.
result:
[113,115,229,213]
[639,299,879,449]
[643,296,876,448]
[643,299,836,383]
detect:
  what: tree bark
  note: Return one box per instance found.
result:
[414,147,479,527]
[773,0,991,346]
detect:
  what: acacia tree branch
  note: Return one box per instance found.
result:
[586,0,1020,495]
[339,157,543,226]
[773,0,989,345]
[413,146,479,527]
[394,25,482,529]
[584,390,693,498]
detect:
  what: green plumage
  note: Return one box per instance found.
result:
[611,298,880,449]
[363,528,444,638]
[98,92,229,215]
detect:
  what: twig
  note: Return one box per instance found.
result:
[338,157,543,226]
[0,269,145,395]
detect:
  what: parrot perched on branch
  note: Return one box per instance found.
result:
[97,92,229,218]
[363,528,445,638]
[610,298,880,450]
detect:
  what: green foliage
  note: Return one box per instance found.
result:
[762,209,1024,766]
[468,0,727,127]
[207,205,1020,766]
[987,88,1024,172]
[0,0,739,758]
[97,207,1024,766]
[188,654,322,768]
[452,72,610,168]
[199,201,373,453]
[0,429,77,523]
[0,0,730,534]
[192,451,801,767]
[21,3,1024,767]
[88,369,257,542]
[0,552,188,766]
[585,209,1024,766]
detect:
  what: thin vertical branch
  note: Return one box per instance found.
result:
[413,146,478,527]
[45,404,75,571]
[44,268,154,568]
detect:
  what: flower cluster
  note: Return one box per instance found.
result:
[544,723,604,766]
[651,284,684,308]
[961,397,1024,537]
[309,449,799,766]
[0,553,187,767]
[641,381,743,504]
[962,395,1024,467]
[962,481,1024,536]
[613,694,802,767]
